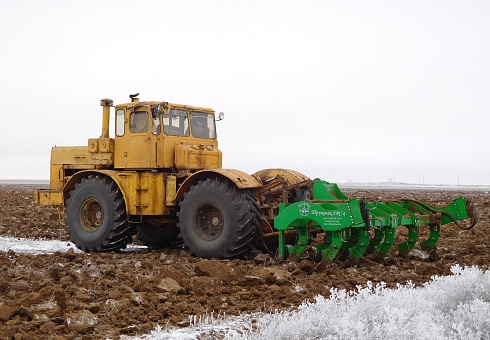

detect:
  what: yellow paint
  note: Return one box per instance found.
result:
[34,189,63,205]
[175,144,221,170]
[165,175,177,206]
[36,97,262,221]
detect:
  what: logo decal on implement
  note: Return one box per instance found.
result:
[298,202,310,216]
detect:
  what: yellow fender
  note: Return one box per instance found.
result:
[176,168,262,202]
[62,169,131,205]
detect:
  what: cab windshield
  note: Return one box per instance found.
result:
[190,111,217,139]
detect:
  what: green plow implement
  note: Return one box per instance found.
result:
[274,179,477,261]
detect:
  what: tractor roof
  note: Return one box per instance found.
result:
[115,100,215,113]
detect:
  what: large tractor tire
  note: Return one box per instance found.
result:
[66,175,133,252]
[137,223,180,249]
[177,177,261,259]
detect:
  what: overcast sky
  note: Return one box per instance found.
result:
[1,1,489,185]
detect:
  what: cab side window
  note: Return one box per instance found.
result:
[130,111,148,133]
[115,109,125,136]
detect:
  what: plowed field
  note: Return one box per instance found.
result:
[0,184,488,339]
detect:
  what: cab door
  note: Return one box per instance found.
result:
[127,109,151,167]
[114,108,152,169]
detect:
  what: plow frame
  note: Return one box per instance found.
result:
[274,180,477,261]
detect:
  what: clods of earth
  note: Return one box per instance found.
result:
[0,184,488,339]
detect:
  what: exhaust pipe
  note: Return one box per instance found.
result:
[129,93,139,103]
[100,98,113,138]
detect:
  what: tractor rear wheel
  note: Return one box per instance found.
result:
[178,177,261,259]
[66,175,133,252]
[137,223,180,249]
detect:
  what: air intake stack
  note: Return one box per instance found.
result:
[100,98,113,139]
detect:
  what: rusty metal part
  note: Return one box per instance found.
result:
[256,218,298,254]
[252,168,310,186]
[79,198,104,232]
[252,169,314,251]
[195,204,224,240]
[252,168,312,205]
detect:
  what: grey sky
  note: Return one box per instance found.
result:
[1,1,489,184]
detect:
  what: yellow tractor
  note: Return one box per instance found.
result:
[35,94,476,261]
[35,94,309,258]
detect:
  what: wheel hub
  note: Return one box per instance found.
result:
[196,204,223,240]
[79,198,104,232]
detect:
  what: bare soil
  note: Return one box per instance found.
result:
[0,184,488,339]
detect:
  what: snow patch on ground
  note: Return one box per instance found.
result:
[0,236,83,254]
[0,235,147,254]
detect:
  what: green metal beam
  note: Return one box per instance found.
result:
[274,179,476,261]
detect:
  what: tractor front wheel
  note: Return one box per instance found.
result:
[66,175,133,252]
[178,177,261,259]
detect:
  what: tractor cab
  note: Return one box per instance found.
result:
[112,95,222,174]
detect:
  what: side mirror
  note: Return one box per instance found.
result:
[216,112,224,121]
